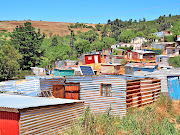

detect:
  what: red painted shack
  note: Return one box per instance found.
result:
[127,50,156,62]
[0,94,84,135]
[80,54,101,64]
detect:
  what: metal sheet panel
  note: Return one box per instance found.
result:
[0,79,40,96]
[20,102,84,134]
[66,75,127,116]
[0,94,83,109]
[0,111,19,135]
[168,77,180,100]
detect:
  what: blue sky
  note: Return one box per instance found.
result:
[0,0,180,23]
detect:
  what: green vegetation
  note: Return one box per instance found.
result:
[0,43,22,80]
[0,15,180,80]
[68,23,94,29]
[65,95,180,135]
[10,22,45,70]
[119,46,133,51]
[168,56,180,67]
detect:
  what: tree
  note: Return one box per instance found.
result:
[171,22,180,35]
[143,18,146,22]
[101,25,108,38]
[0,43,22,80]
[69,30,75,56]
[102,37,116,48]
[136,31,145,37]
[90,41,104,51]
[118,30,136,43]
[51,35,58,46]
[95,24,103,31]
[75,39,90,55]
[10,22,45,70]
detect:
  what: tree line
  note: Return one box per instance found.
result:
[0,15,179,80]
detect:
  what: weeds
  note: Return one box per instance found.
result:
[64,95,180,135]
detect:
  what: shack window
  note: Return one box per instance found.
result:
[88,56,92,60]
[101,84,112,97]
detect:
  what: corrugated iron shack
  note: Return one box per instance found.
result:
[103,55,124,64]
[135,69,180,100]
[64,75,161,116]
[101,64,121,75]
[64,60,78,66]
[79,54,101,64]
[125,63,158,75]
[0,94,84,135]
[127,50,156,62]
[156,55,171,68]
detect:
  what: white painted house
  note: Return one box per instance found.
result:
[131,37,147,44]
[111,43,142,50]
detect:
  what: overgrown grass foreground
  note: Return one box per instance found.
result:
[64,95,180,135]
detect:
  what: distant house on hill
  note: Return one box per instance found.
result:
[79,54,101,64]
[111,43,142,50]
[166,47,180,57]
[102,48,113,55]
[154,31,172,42]
[131,37,147,44]
[127,50,156,62]
[151,42,175,50]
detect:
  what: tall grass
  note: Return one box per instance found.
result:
[64,94,180,135]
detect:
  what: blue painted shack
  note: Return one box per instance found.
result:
[125,63,158,75]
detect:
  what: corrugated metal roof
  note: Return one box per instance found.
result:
[132,50,155,54]
[0,94,83,109]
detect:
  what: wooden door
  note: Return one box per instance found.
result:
[65,83,80,100]
[53,84,64,98]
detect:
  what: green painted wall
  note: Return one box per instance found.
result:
[54,69,74,76]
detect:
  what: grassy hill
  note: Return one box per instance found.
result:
[0,20,98,37]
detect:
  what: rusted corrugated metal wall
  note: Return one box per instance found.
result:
[20,102,84,134]
[66,76,126,116]
[126,78,161,108]
[40,78,65,97]
[0,111,20,135]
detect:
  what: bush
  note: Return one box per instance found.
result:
[168,56,180,67]
[65,95,179,135]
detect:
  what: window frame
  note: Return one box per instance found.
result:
[101,83,112,97]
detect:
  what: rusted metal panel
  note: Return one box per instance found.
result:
[65,83,80,100]
[0,111,20,135]
[40,78,65,97]
[126,78,161,109]
[53,85,64,98]
[20,102,84,134]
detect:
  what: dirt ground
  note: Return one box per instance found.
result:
[0,20,98,37]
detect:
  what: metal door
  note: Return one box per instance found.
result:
[53,84,64,98]
[94,55,98,63]
[167,76,180,100]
